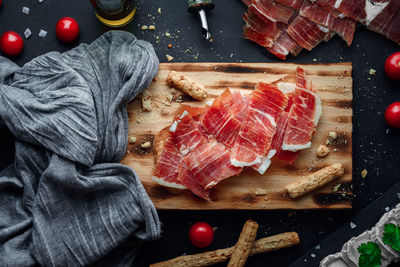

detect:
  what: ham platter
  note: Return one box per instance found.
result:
[121,62,353,210]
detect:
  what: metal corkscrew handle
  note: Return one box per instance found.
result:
[188,0,215,40]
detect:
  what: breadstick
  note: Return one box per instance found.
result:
[227,220,259,267]
[285,163,344,199]
[149,232,299,267]
[166,71,207,100]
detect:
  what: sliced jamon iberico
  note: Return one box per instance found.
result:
[172,111,242,190]
[266,24,303,60]
[200,89,246,148]
[368,0,400,45]
[282,68,322,152]
[287,16,332,51]
[230,83,288,167]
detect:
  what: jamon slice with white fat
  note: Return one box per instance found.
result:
[368,0,400,45]
[172,111,242,190]
[230,83,288,168]
[286,16,333,51]
[281,67,322,152]
[266,23,303,60]
[200,89,248,148]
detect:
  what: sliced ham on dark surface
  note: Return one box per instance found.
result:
[368,0,400,44]
[266,28,303,60]
[230,83,288,168]
[172,111,242,191]
[281,67,322,152]
[315,0,343,18]
[254,0,296,24]
[286,16,332,51]
[299,1,356,45]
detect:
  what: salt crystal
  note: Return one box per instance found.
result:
[350,222,357,229]
[24,28,32,39]
[385,207,390,212]
[22,7,30,15]
[39,0,44,2]
[315,245,320,250]
[397,193,400,200]
[311,253,316,258]
[38,30,47,37]
[386,129,390,134]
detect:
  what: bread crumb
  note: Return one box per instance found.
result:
[328,131,337,140]
[361,169,368,179]
[317,145,330,157]
[333,183,341,192]
[369,68,376,75]
[128,136,136,144]
[166,54,174,61]
[157,8,161,14]
[149,25,155,30]
[165,32,171,38]
[141,141,151,148]
[141,25,148,30]
[255,188,267,196]
[141,89,152,111]
[325,139,331,145]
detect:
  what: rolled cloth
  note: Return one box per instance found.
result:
[0,31,161,266]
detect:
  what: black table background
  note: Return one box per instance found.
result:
[0,0,400,266]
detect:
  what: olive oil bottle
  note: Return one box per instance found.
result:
[89,0,137,27]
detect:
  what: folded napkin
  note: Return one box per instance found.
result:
[0,31,161,266]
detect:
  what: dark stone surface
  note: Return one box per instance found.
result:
[0,0,399,266]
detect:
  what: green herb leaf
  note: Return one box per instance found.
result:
[358,242,381,267]
[382,223,400,252]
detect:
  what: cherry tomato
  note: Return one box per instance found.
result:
[55,17,79,43]
[0,0,2,7]
[385,102,400,128]
[0,31,23,56]
[188,222,214,248]
[385,52,400,80]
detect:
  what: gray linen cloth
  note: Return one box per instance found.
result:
[0,31,161,266]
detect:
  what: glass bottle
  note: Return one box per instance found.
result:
[89,0,138,27]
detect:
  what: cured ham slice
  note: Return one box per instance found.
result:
[287,16,332,51]
[266,25,303,60]
[368,0,400,44]
[299,1,356,45]
[201,89,248,148]
[231,83,288,167]
[315,0,343,18]
[254,0,295,24]
[243,4,282,48]
[172,111,242,190]
[282,67,322,152]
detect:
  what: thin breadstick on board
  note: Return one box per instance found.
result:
[150,232,300,267]
[227,220,258,267]
[166,71,208,100]
[285,163,345,199]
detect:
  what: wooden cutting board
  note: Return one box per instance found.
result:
[121,62,353,210]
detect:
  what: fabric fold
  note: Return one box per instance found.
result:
[0,31,161,266]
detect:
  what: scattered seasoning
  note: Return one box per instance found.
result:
[361,169,368,179]
[311,253,316,258]
[369,68,377,75]
[315,245,320,250]
[165,32,171,38]
[350,222,357,229]
[168,44,173,48]
[24,28,32,39]
[397,193,400,200]
[38,30,47,38]
[141,25,148,30]
[328,131,337,140]
[385,207,390,212]
[141,141,151,148]
[22,7,30,15]
[128,136,136,144]
[313,58,317,62]
[149,25,156,30]
[157,8,162,14]
[333,183,341,192]
[166,54,174,61]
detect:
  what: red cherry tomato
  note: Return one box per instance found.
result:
[385,52,400,80]
[188,222,214,248]
[385,102,400,128]
[0,31,23,56]
[55,17,79,43]
[0,0,2,7]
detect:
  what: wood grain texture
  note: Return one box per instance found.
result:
[121,62,353,210]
